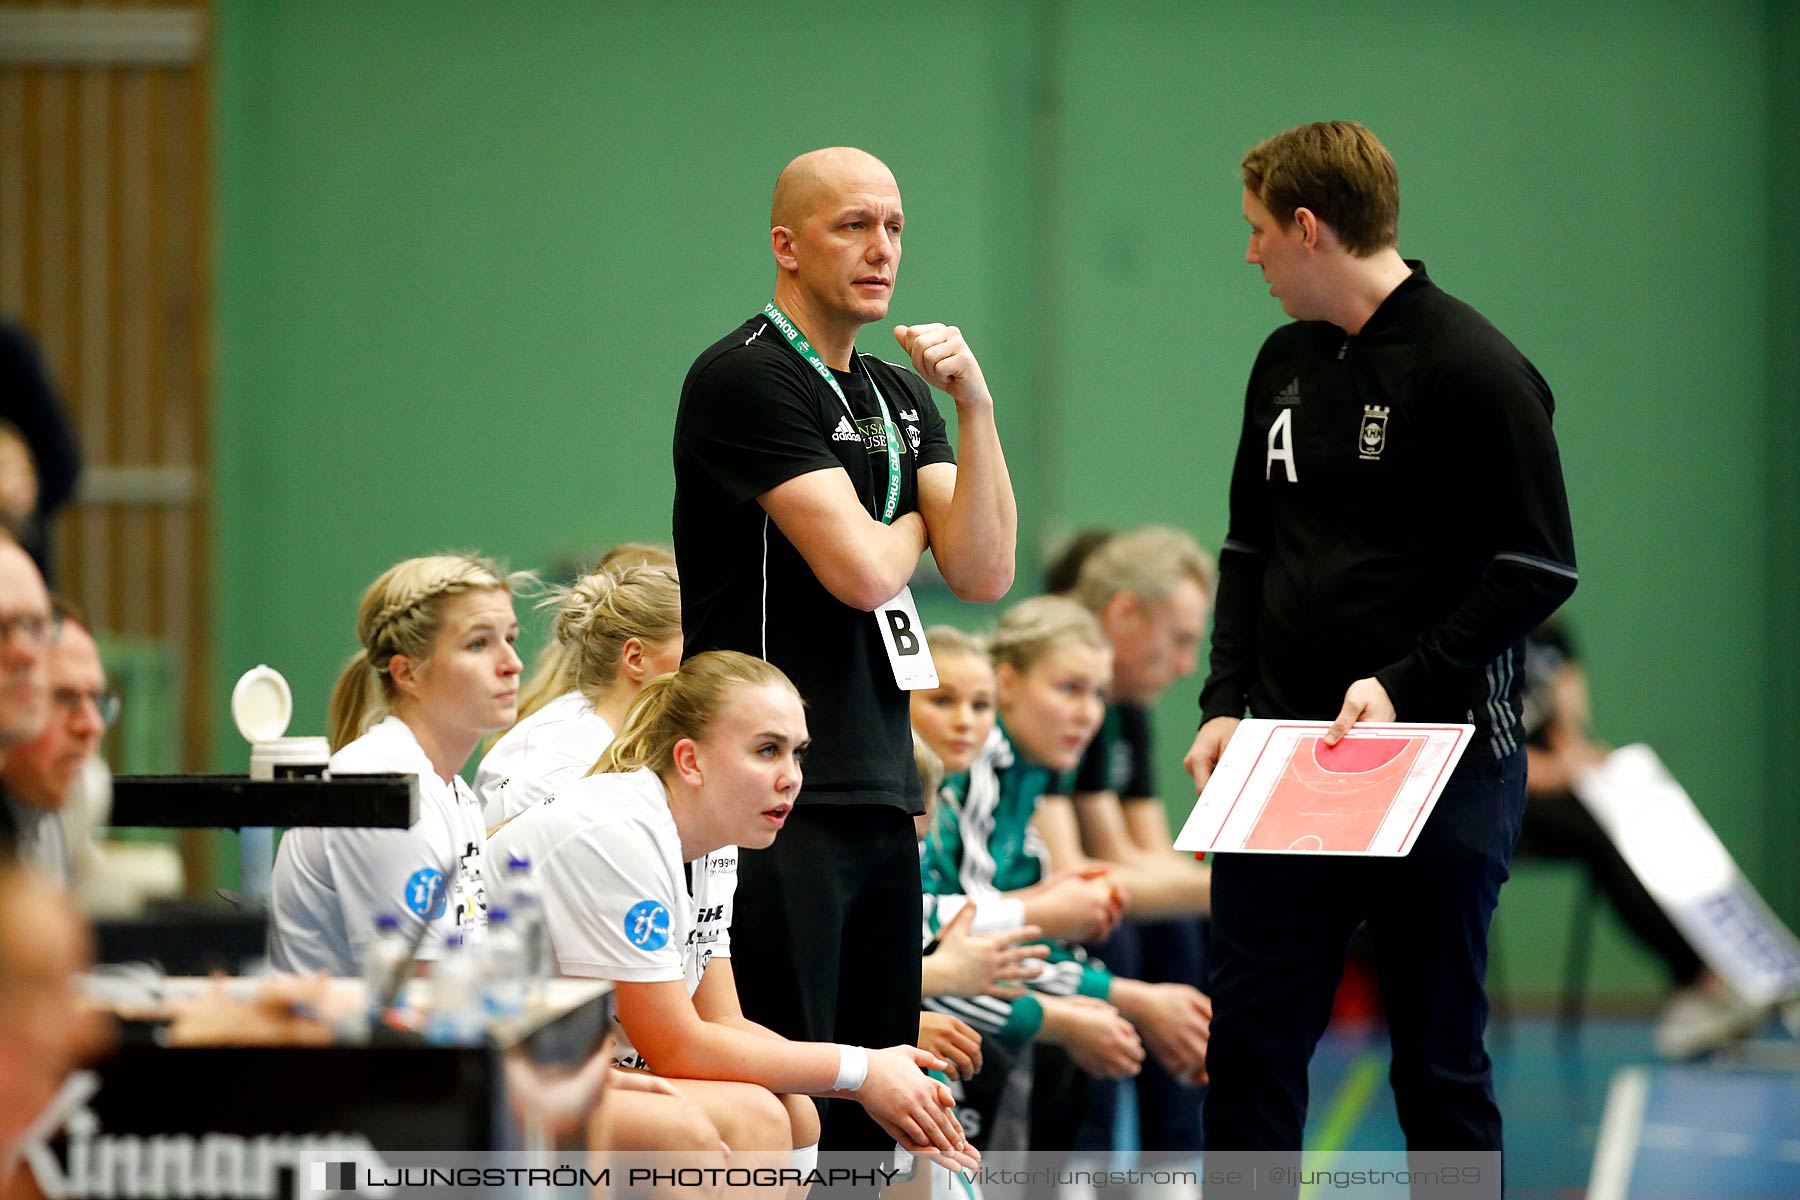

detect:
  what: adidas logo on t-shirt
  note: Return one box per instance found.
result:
[831,415,861,443]
[1275,378,1301,406]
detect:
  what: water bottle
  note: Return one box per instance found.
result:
[363,913,410,1028]
[423,934,485,1045]
[479,907,527,1019]
[503,854,549,1005]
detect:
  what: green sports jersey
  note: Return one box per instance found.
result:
[923,722,1062,895]
[922,723,1112,1002]
[918,839,1048,1051]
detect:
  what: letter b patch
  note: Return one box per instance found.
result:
[875,586,939,690]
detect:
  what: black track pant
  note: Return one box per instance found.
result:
[1077,916,1208,1158]
[1202,747,1527,1198]
[729,803,923,1153]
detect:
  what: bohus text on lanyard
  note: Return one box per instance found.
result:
[759,300,937,690]
[762,300,902,524]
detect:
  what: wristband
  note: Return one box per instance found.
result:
[976,898,1026,934]
[833,1044,869,1092]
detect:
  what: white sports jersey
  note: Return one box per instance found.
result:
[268,716,489,975]
[487,766,735,1059]
[473,691,615,828]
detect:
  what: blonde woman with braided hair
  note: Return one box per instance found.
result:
[268,554,523,976]
[475,559,681,830]
[490,650,979,1178]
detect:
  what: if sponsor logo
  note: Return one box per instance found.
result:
[624,901,672,951]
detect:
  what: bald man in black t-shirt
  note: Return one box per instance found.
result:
[673,147,1017,1155]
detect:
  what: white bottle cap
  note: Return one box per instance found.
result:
[231,664,293,745]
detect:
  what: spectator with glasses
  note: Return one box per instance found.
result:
[2,601,116,884]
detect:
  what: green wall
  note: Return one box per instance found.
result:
[214,0,1798,1000]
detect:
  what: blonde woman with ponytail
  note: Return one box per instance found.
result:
[475,559,681,830]
[268,555,523,976]
[489,651,979,1177]
[504,543,677,729]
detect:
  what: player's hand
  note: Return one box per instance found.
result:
[1039,995,1145,1080]
[893,324,990,410]
[501,1037,618,1141]
[1183,716,1241,793]
[1026,867,1123,942]
[853,1046,979,1171]
[1124,982,1212,1084]
[921,903,1050,998]
[889,1144,979,1180]
[1325,678,1395,745]
[916,1011,983,1081]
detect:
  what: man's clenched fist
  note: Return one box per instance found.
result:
[895,323,990,409]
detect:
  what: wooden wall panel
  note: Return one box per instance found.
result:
[0,3,211,813]
[0,68,24,306]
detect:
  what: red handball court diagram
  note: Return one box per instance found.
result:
[1242,735,1426,852]
[1175,720,1473,857]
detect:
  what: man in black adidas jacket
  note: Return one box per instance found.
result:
[1183,122,1577,1182]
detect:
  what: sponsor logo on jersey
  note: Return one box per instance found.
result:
[708,854,737,874]
[857,415,889,454]
[906,424,921,453]
[1359,404,1390,459]
[1274,378,1301,406]
[831,415,860,443]
[404,867,447,920]
[694,904,726,925]
[453,841,487,931]
[898,407,920,422]
[624,900,672,951]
